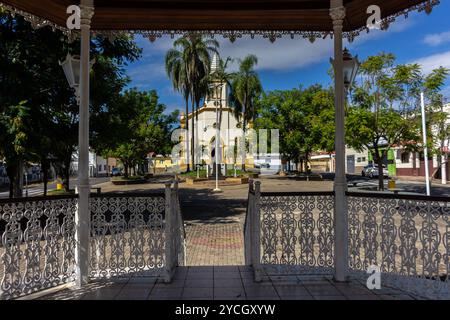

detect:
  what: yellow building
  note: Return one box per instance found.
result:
[150,155,176,173]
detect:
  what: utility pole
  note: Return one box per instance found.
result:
[421,92,431,196]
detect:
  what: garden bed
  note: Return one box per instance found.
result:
[185,177,209,185]
[283,173,323,181]
[225,177,249,184]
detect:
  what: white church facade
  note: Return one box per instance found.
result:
[178,53,255,172]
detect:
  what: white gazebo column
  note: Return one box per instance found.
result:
[75,1,94,288]
[330,0,348,282]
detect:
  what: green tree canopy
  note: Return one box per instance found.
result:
[346,52,448,190]
[0,11,141,195]
[255,85,335,171]
[98,89,179,177]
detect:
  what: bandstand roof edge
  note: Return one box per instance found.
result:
[0,0,441,43]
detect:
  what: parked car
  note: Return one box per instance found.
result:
[361,164,389,178]
[111,168,122,177]
[255,163,271,169]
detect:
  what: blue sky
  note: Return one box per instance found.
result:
[125,2,450,114]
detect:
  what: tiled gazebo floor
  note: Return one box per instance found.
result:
[36,266,421,300]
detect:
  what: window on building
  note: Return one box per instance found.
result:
[357,157,362,163]
[361,157,366,162]
[401,152,410,164]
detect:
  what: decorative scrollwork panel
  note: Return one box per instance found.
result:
[347,195,450,298]
[89,195,166,279]
[0,197,77,300]
[259,194,334,275]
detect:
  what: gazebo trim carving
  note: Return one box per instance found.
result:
[0,0,441,42]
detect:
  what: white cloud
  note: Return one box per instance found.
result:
[133,34,335,72]
[127,61,166,88]
[217,36,333,72]
[125,14,415,91]
[412,50,450,74]
[137,36,177,57]
[217,16,415,72]
[424,31,450,46]
[130,15,414,75]
[350,17,414,49]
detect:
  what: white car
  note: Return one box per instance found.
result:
[361,164,389,178]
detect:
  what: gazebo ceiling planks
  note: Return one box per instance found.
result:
[0,0,441,41]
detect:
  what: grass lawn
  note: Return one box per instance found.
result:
[181,170,208,179]
[47,189,75,196]
[180,169,245,179]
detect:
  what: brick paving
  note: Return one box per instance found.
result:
[185,223,245,266]
[37,266,421,300]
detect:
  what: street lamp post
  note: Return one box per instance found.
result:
[60,4,95,287]
[211,83,223,193]
[343,48,360,93]
[60,53,95,103]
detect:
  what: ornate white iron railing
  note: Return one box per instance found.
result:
[89,182,185,281]
[347,192,450,299]
[245,182,450,298]
[245,181,335,280]
[0,195,78,300]
[89,193,166,279]
[0,181,185,299]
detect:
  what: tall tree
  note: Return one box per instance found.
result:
[255,85,335,172]
[166,46,191,171]
[99,89,179,177]
[420,67,450,182]
[165,34,219,171]
[0,101,33,197]
[345,53,443,190]
[231,55,262,170]
[0,11,141,195]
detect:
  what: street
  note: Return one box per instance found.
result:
[0,177,110,199]
[321,173,450,197]
[2,173,450,198]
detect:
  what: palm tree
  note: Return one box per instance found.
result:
[165,34,219,170]
[165,49,190,171]
[231,54,262,171]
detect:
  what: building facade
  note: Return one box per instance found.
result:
[71,150,109,178]
[178,53,256,172]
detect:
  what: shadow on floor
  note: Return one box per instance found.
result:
[37,266,419,301]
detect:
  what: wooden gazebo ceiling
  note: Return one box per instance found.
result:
[0,0,438,32]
